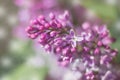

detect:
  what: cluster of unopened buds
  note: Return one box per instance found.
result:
[26,11,118,80]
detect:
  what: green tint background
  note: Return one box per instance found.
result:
[0,0,120,80]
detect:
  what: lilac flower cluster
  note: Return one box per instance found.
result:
[69,23,118,80]
[26,11,76,66]
[73,22,117,67]
[26,11,118,80]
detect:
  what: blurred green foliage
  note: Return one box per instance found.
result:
[6,64,48,80]
[81,0,118,22]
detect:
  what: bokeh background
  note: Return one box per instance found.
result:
[0,0,120,80]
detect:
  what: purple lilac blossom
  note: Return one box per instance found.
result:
[26,11,118,80]
[26,11,75,66]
